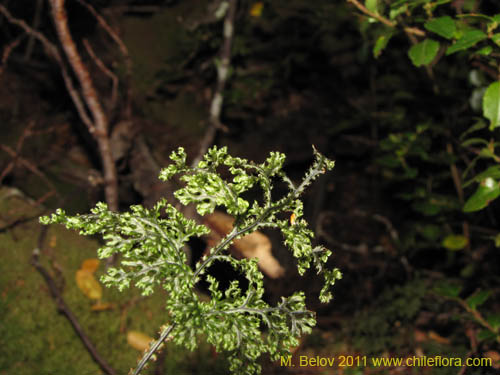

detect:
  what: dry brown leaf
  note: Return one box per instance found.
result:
[75,269,102,300]
[414,329,428,342]
[204,211,285,278]
[90,302,115,311]
[428,330,450,344]
[484,350,500,369]
[127,330,153,351]
[80,258,100,273]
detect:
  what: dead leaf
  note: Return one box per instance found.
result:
[91,302,115,311]
[484,350,500,369]
[428,330,450,344]
[80,258,100,273]
[414,329,427,342]
[204,211,285,278]
[127,330,153,351]
[75,269,102,300]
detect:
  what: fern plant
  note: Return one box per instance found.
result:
[40,146,341,375]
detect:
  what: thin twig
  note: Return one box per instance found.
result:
[83,38,118,111]
[31,227,117,375]
[0,36,23,77]
[346,0,425,36]
[76,0,133,118]
[23,0,43,61]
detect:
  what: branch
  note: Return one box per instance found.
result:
[32,227,117,375]
[49,0,119,211]
[191,0,237,167]
[346,0,425,36]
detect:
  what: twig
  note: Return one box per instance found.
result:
[191,0,237,167]
[76,0,133,118]
[23,0,43,61]
[346,0,425,36]
[31,227,117,375]
[0,36,23,77]
[83,39,118,112]
[0,144,56,191]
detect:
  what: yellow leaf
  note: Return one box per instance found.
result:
[75,269,102,300]
[250,2,264,18]
[127,330,153,352]
[80,258,100,273]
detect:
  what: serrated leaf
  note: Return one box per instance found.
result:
[463,177,500,212]
[446,29,487,55]
[483,81,500,129]
[466,290,490,310]
[442,234,468,250]
[425,16,456,39]
[408,39,440,67]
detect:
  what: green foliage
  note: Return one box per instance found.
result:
[351,0,500,355]
[40,146,341,375]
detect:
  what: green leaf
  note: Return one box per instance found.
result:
[487,314,500,330]
[408,39,440,67]
[475,45,493,55]
[483,81,500,129]
[424,16,456,39]
[477,329,497,341]
[463,177,500,212]
[373,31,393,58]
[466,290,490,310]
[365,0,378,14]
[446,29,487,55]
[442,234,468,251]
[418,224,441,241]
[492,33,500,46]
[434,282,462,298]
[470,166,500,183]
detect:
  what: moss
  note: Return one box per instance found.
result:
[0,187,227,375]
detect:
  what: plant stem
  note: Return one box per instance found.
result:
[133,323,176,375]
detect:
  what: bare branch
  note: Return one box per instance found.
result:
[32,227,117,375]
[49,0,119,211]
[192,0,237,167]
